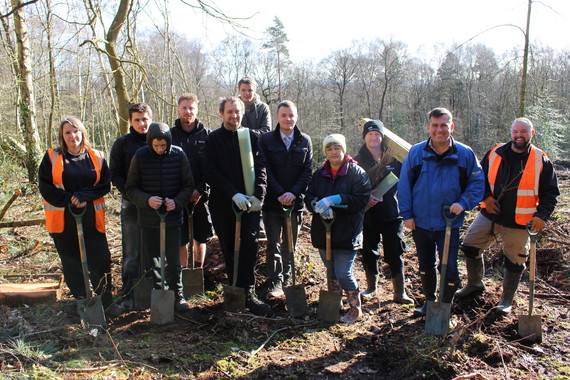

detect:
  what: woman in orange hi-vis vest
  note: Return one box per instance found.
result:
[38,116,123,317]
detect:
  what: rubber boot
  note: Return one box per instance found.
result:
[245,286,271,315]
[415,269,437,316]
[442,280,460,304]
[391,270,414,305]
[496,269,522,315]
[456,256,485,298]
[340,289,362,323]
[361,271,378,300]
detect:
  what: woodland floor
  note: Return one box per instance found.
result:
[0,159,569,379]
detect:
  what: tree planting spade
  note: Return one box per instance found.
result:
[68,205,106,329]
[282,205,308,317]
[518,222,542,342]
[223,204,246,312]
[182,203,204,298]
[317,211,341,323]
[425,206,457,336]
[150,207,175,325]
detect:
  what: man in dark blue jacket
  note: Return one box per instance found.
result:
[109,103,152,308]
[258,100,313,299]
[398,107,485,316]
[355,120,413,305]
[171,93,213,271]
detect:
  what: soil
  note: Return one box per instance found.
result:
[0,162,569,379]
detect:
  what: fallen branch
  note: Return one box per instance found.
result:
[453,373,490,380]
[546,237,570,246]
[62,362,121,373]
[0,189,21,221]
[249,326,293,362]
[0,219,45,228]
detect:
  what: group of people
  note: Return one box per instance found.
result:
[39,77,560,325]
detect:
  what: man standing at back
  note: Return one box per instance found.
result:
[398,107,485,316]
[258,100,313,299]
[205,96,270,315]
[109,103,152,309]
[171,93,213,273]
[456,117,559,314]
[238,77,271,135]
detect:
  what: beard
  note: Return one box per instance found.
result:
[512,139,530,151]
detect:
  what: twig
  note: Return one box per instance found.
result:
[495,342,510,379]
[453,373,490,380]
[62,361,121,373]
[0,219,45,228]
[546,237,570,246]
[104,329,125,366]
[249,326,293,362]
[0,189,21,221]
[175,314,208,327]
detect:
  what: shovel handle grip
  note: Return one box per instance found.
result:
[442,205,458,227]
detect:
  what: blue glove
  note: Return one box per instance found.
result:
[314,195,342,214]
[320,208,334,220]
[232,193,250,211]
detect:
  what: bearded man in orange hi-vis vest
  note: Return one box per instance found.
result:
[456,117,560,314]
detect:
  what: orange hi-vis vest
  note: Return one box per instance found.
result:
[42,148,106,233]
[482,143,544,225]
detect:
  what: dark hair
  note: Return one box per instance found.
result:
[427,107,453,123]
[219,96,245,114]
[238,77,257,89]
[276,100,297,113]
[58,116,92,154]
[129,103,153,120]
[177,93,199,105]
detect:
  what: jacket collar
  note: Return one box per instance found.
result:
[321,155,354,179]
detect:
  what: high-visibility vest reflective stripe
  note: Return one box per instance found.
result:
[481,143,543,225]
[42,149,106,233]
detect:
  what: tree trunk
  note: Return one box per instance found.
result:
[105,0,133,136]
[12,0,41,183]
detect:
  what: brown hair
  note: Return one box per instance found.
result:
[238,77,257,90]
[277,100,297,113]
[427,107,453,123]
[58,116,91,154]
[128,102,153,120]
[177,93,199,105]
[219,96,245,114]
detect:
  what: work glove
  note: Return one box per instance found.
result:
[319,208,334,220]
[530,216,546,230]
[248,196,263,213]
[483,196,500,214]
[314,194,342,214]
[232,193,250,211]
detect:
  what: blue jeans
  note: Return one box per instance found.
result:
[120,199,140,299]
[318,248,358,291]
[263,210,302,284]
[412,227,460,283]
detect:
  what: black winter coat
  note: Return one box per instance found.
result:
[125,124,194,228]
[258,125,313,213]
[109,126,147,199]
[205,125,267,205]
[170,119,211,196]
[355,144,402,222]
[305,157,371,250]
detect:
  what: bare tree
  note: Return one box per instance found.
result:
[11,0,41,182]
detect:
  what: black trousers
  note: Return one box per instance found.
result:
[361,218,406,276]
[210,201,260,288]
[51,204,113,306]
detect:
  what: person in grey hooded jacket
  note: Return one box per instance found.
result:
[238,77,271,135]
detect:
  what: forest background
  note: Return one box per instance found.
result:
[0,0,568,184]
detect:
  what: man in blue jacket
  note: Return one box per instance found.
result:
[109,103,152,309]
[398,107,485,316]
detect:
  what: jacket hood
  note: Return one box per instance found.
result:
[147,122,172,152]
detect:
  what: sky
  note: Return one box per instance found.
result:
[168,0,570,62]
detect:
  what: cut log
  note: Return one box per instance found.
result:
[0,281,62,306]
[0,218,45,228]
